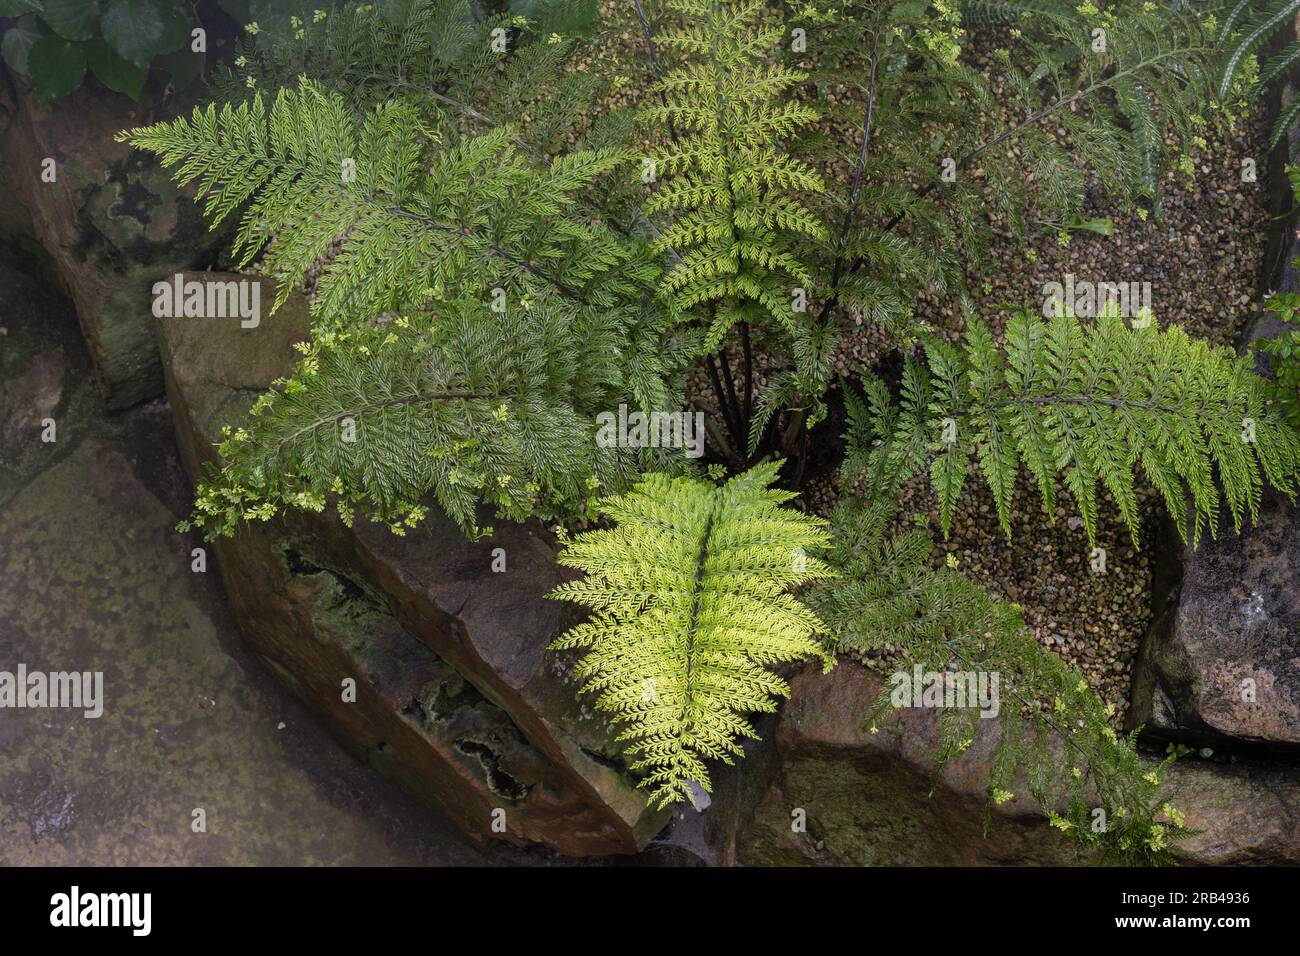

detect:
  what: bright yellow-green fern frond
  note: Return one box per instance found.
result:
[548,462,833,808]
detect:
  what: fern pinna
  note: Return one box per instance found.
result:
[549,463,833,808]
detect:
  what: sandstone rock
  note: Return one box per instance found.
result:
[0,78,230,409]
[1126,105,1300,751]
[739,660,1300,865]
[1129,498,1300,750]
[155,273,667,855]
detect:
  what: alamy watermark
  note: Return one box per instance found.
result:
[889,664,1000,718]
[152,273,261,328]
[0,665,103,718]
[1041,273,1152,324]
[50,886,150,936]
[596,404,705,458]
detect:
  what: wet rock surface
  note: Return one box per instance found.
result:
[1130,496,1300,751]
[735,662,1081,866]
[0,261,543,865]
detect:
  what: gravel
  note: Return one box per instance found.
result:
[815,107,1272,721]
[674,74,1270,721]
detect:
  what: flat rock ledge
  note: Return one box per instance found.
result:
[734,662,1300,866]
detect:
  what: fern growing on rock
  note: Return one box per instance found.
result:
[114,0,1300,862]
[549,463,833,808]
[121,74,679,537]
[184,295,669,539]
[810,489,1193,865]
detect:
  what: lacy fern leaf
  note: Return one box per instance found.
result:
[846,308,1300,547]
[118,78,652,328]
[641,0,826,352]
[549,463,833,808]
[186,294,671,539]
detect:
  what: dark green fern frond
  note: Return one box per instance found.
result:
[185,294,676,540]
[118,78,654,328]
[845,307,1300,547]
[212,0,618,160]
[1215,0,1300,151]
[1218,0,1300,99]
[956,0,1078,25]
[549,463,834,808]
[810,491,1193,865]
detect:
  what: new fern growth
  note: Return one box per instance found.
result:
[549,463,833,808]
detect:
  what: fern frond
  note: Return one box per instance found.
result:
[811,490,1193,865]
[844,308,1300,547]
[119,78,651,328]
[956,0,1078,25]
[549,463,834,808]
[210,0,604,155]
[185,295,676,539]
[640,0,826,353]
[1218,0,1300,100]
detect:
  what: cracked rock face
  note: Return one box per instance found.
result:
[0,79,231,410]
[155,273,667,856]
